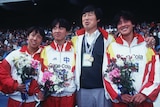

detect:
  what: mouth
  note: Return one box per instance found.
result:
[120,26,128,32]
[32,42,37,45]
[84,21,89,26]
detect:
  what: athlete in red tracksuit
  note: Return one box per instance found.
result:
[40,18,76,107]
[0,26,45,107]
[103,10,160,107]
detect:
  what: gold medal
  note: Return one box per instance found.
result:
[88,56,94,62]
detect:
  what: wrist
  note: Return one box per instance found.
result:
[118,94,122,102]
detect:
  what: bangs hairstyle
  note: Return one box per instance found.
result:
[51,18,71,31]
[26,26,45,39]
[113,10,136,26]
[81,5,103,21]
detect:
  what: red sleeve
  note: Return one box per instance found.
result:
[0,60,18,94]
[28,79,41,96]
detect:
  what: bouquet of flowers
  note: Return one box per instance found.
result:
[105,54,139,95]
[41,68,74,99]
[13,54,40,102]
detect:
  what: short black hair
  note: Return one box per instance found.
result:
[113,10,136,26]
[81,4,103,27]
[51,18,71,31]
[81,4,103,21]
[26,26,45,39]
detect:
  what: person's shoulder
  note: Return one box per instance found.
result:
[42,44,51,51]
[8,48,20,55]
[71,35,78,41]
[104,33,115,45]
[75,28,85,36]
[71,35,78,46]
[108,34,115,40]
[98,27,115,41]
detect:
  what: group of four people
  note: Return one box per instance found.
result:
[0,4,159,107]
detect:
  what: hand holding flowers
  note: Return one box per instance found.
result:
[105,54,138,95]
[41,68,74,99]
[13,54,40,102]
[104,55,139,107]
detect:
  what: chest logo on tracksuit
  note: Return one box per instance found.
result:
[53,57,70,64]
[63,57,70,63]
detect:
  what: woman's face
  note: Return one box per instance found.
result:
[117,17,134,36]
[27,30,43,49]
[52,23,67,42]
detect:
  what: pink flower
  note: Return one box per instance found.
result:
[109,68,120,81]
[42,71,53,83]
[105,55,138,95]
[31,60,39,69]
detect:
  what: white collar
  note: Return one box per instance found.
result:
[85,30,100,45]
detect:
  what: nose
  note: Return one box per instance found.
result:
[33,35,38,40]
[121,22,126,26]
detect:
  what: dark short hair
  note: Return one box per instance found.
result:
[51,18,71,31]
[81,4,103,27]
[26,26,45,39]
[113,10,136,26]
[81,4,103,21]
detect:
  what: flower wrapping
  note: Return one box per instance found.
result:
[41,68,74,99]
[105,54,139,95]
[13,54,40,101]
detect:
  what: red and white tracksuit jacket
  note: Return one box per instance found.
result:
[103,33,160,105]
[0,45,44,103]
[40,40,76,97]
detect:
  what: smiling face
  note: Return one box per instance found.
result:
[27,30,43,50]
[52,23,68,45]
[117,17,134,37]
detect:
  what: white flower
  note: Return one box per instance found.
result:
[55,77,63,84]
[116,58,124,66]
[54,85,64,93]
[50,75,57,82]
[13,54,39,79]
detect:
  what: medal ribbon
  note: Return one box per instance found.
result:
[84,35,99,55]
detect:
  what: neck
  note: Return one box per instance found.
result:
[55,39,66,46]
[86,27,97,35]
[122,33,134,45]
[27,46,38,55]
